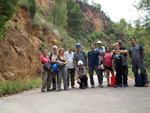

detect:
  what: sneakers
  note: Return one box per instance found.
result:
[64,88,69,90]
[114,85,118,88]
[91,85,95,88]
[99,84,104,88]
[118,84,123,87]
[47,89,53,91]
[107,83,110,87]
[124,85,128,87]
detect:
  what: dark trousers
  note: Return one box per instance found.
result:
[78,75,88,87]
[67,68,75,87]
[115,66,127,86]
[132,60,149,84]
[89,66,102,85]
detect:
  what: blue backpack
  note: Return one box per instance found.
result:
[135,73,145,87]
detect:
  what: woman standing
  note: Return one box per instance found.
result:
[40,49,52,92]
[103,46,114,87]
[53,48,68,91]
[112,43,128,88]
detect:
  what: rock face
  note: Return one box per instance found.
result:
[0,7,57,81]
[76,0,109,33]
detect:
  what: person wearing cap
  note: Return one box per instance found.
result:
[49,45,58,90]
[64,46,76,88]
[73,43,87,70]
[96,40,106,82]
[87,43,103,88]
[77,60,88,89]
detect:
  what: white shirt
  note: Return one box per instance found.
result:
[64,51,74,69]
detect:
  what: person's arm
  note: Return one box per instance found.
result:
[142,50,145,59]
[53,56,61,63]
[98,55,101,70]
[120,50,128,54]
[40,58,43,72]
[101,47,105,56]
[86,56,89,70]
[64,56,67,64]
[74,60,77,70]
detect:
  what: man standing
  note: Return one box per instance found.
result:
[73,43,87,70]
[97,41,105,80]
[87,44,102,88]
[129,38,149,87]
[49,45,58,90]
[64,46,76,88]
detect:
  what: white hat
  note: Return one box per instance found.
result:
[97,41,102,44]
[52,45,58,49]
[78,60,83,65]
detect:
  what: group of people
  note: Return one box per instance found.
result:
[40,38,149,92]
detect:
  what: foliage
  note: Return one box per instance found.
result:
[0,0,20,40]
[48,0,67,28]
[91,0,101,11]
[0,77,42,97]
[66,0,84,39]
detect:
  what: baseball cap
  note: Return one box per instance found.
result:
[118,40,123,44]
[97,41,102,44]
[78,60,83,65]
[76,43,81,47]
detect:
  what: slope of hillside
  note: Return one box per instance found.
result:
[0,6,58,82]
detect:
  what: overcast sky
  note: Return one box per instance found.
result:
[88,0,140,24]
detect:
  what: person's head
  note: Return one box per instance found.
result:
[76,43,81,52]
[130,37,136,46]
[52,45,58,54]
[97,41,102,49]
[78,60,83,68]
[118,40,123,48]
[105,46,111,53]
[43,49,48,57]
[58,48,65,56]
[113,43,120,50]
[68,46,73,53]
[90,43,95,50]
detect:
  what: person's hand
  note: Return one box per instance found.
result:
[41,68,43,73]
[98,65,101,70]
[75,66,77,70]
[113,50,116,54]
[112,66,114,71]
[87,66,89,70]
[77,79,81,83]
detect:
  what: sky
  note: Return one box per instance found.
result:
[88,0,140,24]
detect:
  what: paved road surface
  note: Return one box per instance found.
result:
[0,76,150,113]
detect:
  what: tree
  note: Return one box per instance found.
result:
[28,0,36,18]
[0,0,20,40]
[66,0,84,39]
[49,0,67,28]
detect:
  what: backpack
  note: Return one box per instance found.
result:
[135,73,145,87]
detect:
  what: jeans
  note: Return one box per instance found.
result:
[57,67,68,89]
[77,75,88,88]
[132,60,149,84]
[89,66,102,85]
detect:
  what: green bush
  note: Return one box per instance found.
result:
[0,78,42,97]
[0,0,20,40]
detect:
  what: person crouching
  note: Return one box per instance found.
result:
[77,60,88,89]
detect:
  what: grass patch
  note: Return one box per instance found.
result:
[0,77,41,97]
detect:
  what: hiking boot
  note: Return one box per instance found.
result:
[57,88,61,91]
[41,89,45,92]
[145,83,149,87]
[82,86,86,89]
[47,89,53,91]
[52,87,56,90]
[64,88,69,90]
[71,86,76,88]
[99,84,104,88]
[91,85,95,88]
[107,83,110,87]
